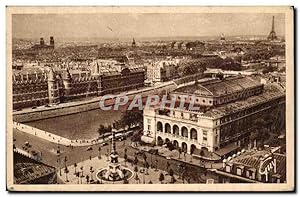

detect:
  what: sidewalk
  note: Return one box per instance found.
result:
[133,145,223,170]
[13,122,133,147]
[13,80,176,115]
[58,155,184,184]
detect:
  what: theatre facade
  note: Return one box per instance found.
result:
[142,76,285,156]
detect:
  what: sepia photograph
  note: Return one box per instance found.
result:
[6,6,294,192]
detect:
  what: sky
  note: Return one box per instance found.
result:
[12,13,285,39]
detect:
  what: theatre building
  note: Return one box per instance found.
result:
[142,76,285,156]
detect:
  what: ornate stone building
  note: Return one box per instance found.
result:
[142,76,285,156]
[12,64,145,109]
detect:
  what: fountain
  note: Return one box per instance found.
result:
[96,125,134,183]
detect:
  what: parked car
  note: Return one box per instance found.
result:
[86,146,93,151]
[148,149,159,155]
[136,150,146,156]
[101,142,108,147]
[118,136,126,141]
[31,150,38,156]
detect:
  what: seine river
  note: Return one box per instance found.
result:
[26,108,125,140]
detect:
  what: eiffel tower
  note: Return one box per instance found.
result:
[267,16,278,40]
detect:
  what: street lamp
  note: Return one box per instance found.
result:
[57,157,62,176]
[142,169,145,184]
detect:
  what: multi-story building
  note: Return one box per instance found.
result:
[13,149,57,184]
[213,149,286,183]
[142,76,285,156]
[146,60,179,84]
[12,63,145,109]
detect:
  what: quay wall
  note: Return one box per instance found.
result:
[13,82,177,123]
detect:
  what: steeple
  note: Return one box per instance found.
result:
[267,16,278,41]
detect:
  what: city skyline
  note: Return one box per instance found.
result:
[12,13,285,39]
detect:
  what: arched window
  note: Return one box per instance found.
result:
[190,128,198,140]
[181,126,188,138]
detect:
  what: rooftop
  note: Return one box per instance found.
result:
[225,150,286,180]
[203,84,284,118]
[174,76,262,97]
[13,150,56,184]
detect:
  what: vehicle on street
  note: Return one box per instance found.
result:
[101,142,108,147]
[148,149,159,155]
[86,146,93,151]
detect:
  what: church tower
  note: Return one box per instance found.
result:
[47,67,60,105]
[50,36,55,48]
[267,16,278,41]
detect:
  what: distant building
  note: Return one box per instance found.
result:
[146,60,179,84]
[267,16,278,41]
[220,33,226,42]
[31,36,55,50]
[12,62,145,109]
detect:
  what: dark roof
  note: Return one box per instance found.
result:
[174,76,262,97]
[13,150,56,184]
[229,151,286,180]
[203,84,284,118]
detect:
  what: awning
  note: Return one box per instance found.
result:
[141,135,154,144]
[215,143,239,157]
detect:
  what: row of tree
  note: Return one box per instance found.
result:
[97,110,143,139]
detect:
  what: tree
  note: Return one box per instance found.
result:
[169,168,174,177]
[64,167,69,182]
[123,177,129,184]
[80,166,84,177]
[178,148,182,159]
[143,153,147,162]
[86,175,90,184]
[134,166,139,173]
[90,166,94,182]
[64,156,68,168]
[166,161,170,171]
[134,155,139,166]
[134,166,139,183]
[98,146,102,159]
[159,172,165,184]
[124,153,128,167]
[74,163,77,175]
[97,124,112,140]
[144,161,150,175]
[119,110,143,129]
[97,124,106,139]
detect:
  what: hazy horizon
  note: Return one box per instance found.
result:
[12,13,285,39]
